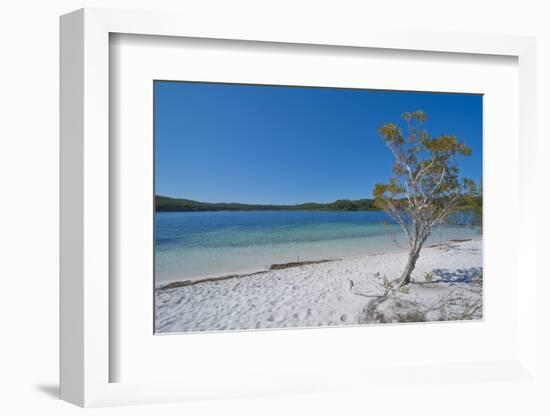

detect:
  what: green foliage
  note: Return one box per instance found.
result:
[327,199,377,211]
[155,196,378,212]
[455,181,483,231]
[373,110,476,248]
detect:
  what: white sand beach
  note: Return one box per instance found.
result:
[155,238,482,333]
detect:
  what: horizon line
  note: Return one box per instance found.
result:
[156,194,377,206]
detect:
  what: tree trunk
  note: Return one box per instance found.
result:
[397,245,422,287]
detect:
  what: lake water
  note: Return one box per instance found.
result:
[155,210,479,282]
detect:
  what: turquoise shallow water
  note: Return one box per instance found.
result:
[155,210,479,282]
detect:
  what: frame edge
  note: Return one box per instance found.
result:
[59,8,85,407]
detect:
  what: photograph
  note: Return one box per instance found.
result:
[153,81,483,334]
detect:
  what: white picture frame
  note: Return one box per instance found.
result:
[60,7,538,408]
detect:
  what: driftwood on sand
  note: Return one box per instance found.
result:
[158,258,338,291]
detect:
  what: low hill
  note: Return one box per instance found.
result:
[155,195,378,212]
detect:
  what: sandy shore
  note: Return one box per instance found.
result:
[155,238,482,333]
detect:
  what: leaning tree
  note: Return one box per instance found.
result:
[373,110,475,288]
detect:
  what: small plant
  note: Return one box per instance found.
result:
[382,275,392,289]
[398,285,410,294]
[424,271,435,282]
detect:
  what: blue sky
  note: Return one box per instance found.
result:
[155,81,482,204]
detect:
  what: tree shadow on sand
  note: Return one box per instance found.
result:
[428,266,483,283]
[360,266,484,324]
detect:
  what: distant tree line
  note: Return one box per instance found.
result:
[155,195,378,212]
[156,195,481,213]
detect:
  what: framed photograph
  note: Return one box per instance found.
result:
[153,81,484,334]
[60,8,538,408]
